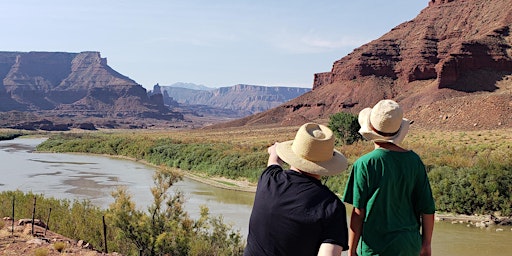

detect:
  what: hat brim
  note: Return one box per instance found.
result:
[276,140,348,176]
[358,108,410,144]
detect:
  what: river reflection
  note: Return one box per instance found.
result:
[1,137,512,255]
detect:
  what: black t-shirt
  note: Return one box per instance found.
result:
[244,165,348,256]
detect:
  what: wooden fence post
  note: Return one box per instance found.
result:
[31,196,36,236]
[103,215,108,253]
[45,208,51,236]
[11,196,15,239]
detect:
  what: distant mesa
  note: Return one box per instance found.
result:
[0,51,182,130]
[166,82,215,91]
[151,83,310,118]
[0,51,311,130]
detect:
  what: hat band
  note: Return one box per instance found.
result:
[369,122,400,137]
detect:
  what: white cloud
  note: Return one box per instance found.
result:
[271,33,370,54]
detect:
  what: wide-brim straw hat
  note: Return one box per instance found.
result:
[276,123,348,176]
[358,99,410,145]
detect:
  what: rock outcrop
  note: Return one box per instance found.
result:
[214,0,512,130]
[0,51,183,129]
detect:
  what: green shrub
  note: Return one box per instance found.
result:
[107,168,244,256]
[328,112,362,145]
[33,248,48,256]
[0,132,23,141]
[53,242,67,252]
[429,165,512,215]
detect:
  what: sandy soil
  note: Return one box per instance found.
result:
[0,218,120,255]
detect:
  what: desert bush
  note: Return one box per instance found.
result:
[429,165,512,215]
[33,248,48,256]
[189,206,245,256]
[107,168,244,256]
[53,241,67,252]
[328,112,362,145]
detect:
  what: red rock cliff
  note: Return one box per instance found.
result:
[219,0,512,130]
[314,0,512,91]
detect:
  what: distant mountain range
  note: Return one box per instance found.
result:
[151,83,310,117]
[165,82,214,91]
[0,52,310,130]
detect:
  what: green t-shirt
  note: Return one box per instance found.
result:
[343,149,435,256]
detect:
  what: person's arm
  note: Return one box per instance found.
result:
[348,207,365,256]
[420,213,434,256]
[267,142,283,167]
[317,243,343,256]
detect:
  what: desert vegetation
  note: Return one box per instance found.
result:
[1,124,511,254]
[32,124,512,217]
[0,129,25,141]
[0,167,244,255]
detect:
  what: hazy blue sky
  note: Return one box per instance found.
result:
[2,1,428,89]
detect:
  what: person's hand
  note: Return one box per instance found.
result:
[268,142,278,155]
[420,243,431,256]
[267,142,282,166]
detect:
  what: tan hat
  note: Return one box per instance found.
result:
[276,123,348,176]
[358,99,410,144]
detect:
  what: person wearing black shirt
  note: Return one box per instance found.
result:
[244,123,349,256]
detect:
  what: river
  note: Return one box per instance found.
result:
[1,137,511,255]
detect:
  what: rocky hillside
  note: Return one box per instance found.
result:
[160,83,310,117]
[0,51,182,130]
[215,0,512,131]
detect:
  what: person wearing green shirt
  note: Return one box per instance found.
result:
[343,99,436,256]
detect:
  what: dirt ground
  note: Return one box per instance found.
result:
[0,218,121,256]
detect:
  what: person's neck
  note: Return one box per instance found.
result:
[290,166,321,180]
[374,141,408,152]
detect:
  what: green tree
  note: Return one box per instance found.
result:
[328,112,362,145]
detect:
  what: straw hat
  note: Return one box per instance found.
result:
[276,123,348,176]
[358,99,410,145]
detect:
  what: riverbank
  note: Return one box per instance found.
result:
[31,149,512,227]
[29,133,512,227]
[180,166,512,228]
[144,158,512,228]
[95,153,258,193]
[435,212,512,229]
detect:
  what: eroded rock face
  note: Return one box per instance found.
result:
[0,51,180,128]
[314,0,512,91]
[216,0,512,130]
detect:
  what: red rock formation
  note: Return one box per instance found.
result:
[0,51,183,129]
[214,0,512,131]
[315,0,512,91]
